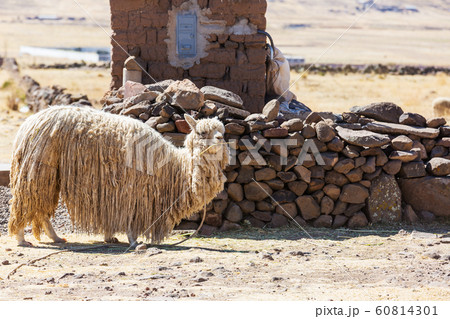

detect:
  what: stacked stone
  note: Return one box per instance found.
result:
[102,80,450,234]
[109,0,267,113]
[20,75,92,113]
[294,63,450,76]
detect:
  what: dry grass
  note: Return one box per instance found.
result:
[24,68,110,105]
[289,71,450,117]
[0,68,110,163]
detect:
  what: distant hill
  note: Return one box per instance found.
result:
[266,0,450,65]
[0,0,449,65]
[0,0,109,25]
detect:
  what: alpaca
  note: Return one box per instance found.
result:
[432,97,450,118]
[8,106,229,247]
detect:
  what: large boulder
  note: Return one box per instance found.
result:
[391,135,413,151]
[295,195,320,220]
[145,79,175,92]
[200,86,243,109]
[426,158,450,176]
[350,102,404,123]
[281,118,304,132]
[315,121,336,143]
[262,99,280,121]
[124,81,147,99]
[398,161,426,178]
[367,173,402,223]
[399,177,450,217]
[336,127,390,148]
[399,112,426,127]
[339,184,369,204]
[365,121,440,139]
[347,212,369,228]
[163,79,204,111]
[244,182,273,201]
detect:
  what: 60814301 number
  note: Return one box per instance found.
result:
[375,306,438,316]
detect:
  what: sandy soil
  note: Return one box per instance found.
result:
[0,186,449,301]
[0,226,449,301]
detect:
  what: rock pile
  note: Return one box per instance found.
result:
[295,63,450,76]
[21,75,92,113]
[102,79,450,233]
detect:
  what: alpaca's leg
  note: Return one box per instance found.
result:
[43,219,66,243]
[127,230,139,248]
[104,231,119,244]
[16,228,33,247]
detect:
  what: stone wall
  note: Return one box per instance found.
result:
[103,79,450,235]
[109,0,268,113]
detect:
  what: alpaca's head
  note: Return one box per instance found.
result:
[184,114,229,169]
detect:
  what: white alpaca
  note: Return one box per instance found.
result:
[8,106,229,246]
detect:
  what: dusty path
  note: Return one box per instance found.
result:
[0,225,449,301]
[0,186,449,300]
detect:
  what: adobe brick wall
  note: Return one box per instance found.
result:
[109,0,268,113]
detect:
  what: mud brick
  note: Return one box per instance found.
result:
[128,11,142,30]
[111,75,121,89]
[111,31,128,46]
[230,0,268,14]
[140,12,168,28]
[247,80,266,97]
[146,29,157,44]
[127,29,147,45]
[247,48,267,64]
[206,80,242,95]
[147,62,183,80]
[207,34,218,42]
[202,48,236,65]
[111,11,128,30]
[172,0,190,7]
[110,0,145,12]
[128,46,141,57]
[243,95,265,113]
[225,41,239,49]
[230,64,266,81]
[208,13,236,26]
[189,63,227,79]
[111,61,123,77]
[249,14,266,29]
[236,50,249,65]
[229,34,246,42]
[244,34,267,48]
[142,45,167,62]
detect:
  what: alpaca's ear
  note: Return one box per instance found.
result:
[184,114,197,131]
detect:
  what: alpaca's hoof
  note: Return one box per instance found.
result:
[105,237,120,244]
[54,237,67,244]
[18,241,33,247]
[128,241,141,249]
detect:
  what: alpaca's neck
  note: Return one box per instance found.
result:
[190,152,224,195]
[175,148,226,221]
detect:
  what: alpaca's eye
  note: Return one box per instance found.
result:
[199,132,208,138]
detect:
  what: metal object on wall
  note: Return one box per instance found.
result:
[176,13,197,58]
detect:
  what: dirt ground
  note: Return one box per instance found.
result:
[0,187,449,301]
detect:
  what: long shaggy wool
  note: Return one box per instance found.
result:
[8,106,229,243]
